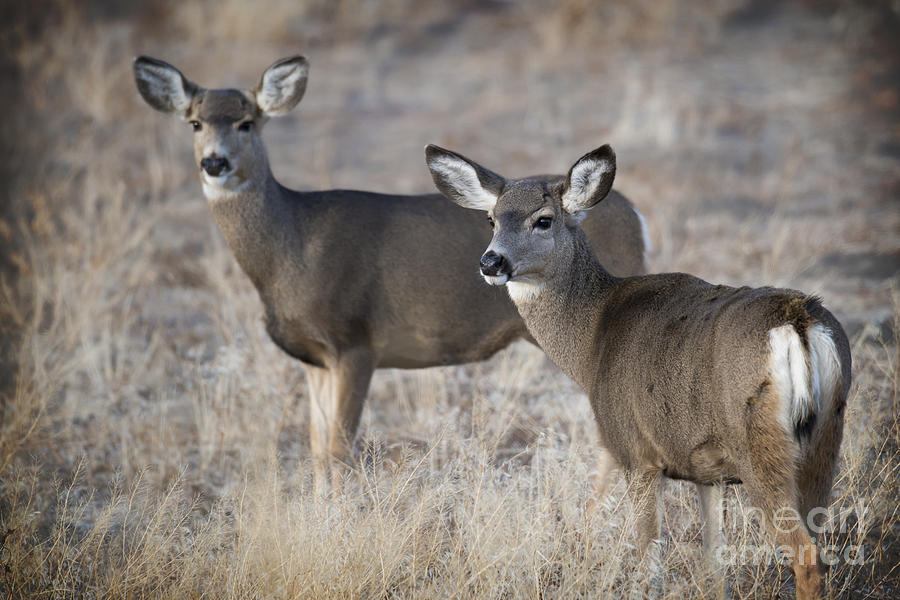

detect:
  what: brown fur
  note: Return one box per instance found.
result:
[133,57,647,490]
[427,143,851,600]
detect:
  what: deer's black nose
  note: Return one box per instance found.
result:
[480,251,507,277]
[201,156,231,177]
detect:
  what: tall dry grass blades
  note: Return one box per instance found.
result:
[1,463,194,599]
[1,1,898,598]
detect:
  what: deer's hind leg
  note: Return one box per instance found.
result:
[797,390,846,535]
[742,385,823,600]
[698,483,729,598]
[697,483,725,568]
[798,322,848,533]
[742,471,822,600]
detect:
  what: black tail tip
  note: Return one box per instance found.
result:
[794,412,817,441]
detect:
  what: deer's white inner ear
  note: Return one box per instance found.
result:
[140,63,193,114]
[257,62,307,115]
[430,155,497,210]
[562,157,613,213]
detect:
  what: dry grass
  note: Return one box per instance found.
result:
[1,1,898,598]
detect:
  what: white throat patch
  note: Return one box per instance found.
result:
[482,273,509,286]
[201,173,249,201]
[506,280,545,304]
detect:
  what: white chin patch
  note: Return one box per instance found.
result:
[482,273,509,286]
[201,173,248,200]
[506,280,545,303]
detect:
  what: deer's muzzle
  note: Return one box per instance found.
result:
[480,251,509,278]
[201,156,231,177]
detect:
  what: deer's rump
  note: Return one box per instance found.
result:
[590,274,848,485]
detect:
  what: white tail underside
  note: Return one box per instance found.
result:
[768,322,840,431]
[807,323,842,417]
[634,206,652,259]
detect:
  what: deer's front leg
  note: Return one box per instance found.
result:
[327,347,375,475]
[307,347,375,493]
[323,348,376,490]
[306,365,334,495]
[586,448,619,515]
[627,469,662,555]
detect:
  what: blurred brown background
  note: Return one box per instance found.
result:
[0,1,898,598]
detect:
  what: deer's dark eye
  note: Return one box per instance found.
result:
[534,216,552,230]
[190,121,201,131]
[238,121,254,132]
[487,216,495,229]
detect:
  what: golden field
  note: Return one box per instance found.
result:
[0,1,898,597]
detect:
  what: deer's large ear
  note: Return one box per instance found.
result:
[256,55,309,116]
[425,145,505,211]
[561,145,616,214]
[133,56,198,118]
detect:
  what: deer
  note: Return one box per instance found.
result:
[132,55,649,491]
[425,142,851,600]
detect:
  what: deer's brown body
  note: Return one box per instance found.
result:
[223,185,643,371]
[426,143,850,600]
[133,56,647,490]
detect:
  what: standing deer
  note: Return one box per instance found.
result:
[132,55,648,490]
[425,143,850,600]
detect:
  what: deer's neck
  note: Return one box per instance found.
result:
[512,229,618,390]
[204,159,288,293]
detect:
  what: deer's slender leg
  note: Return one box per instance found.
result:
[327,347,376,485]
[797,398,844,533]
[742,396,823,600]
[586,448,619,515]
[627,469,662,556]
[698,483,725,568]
[306,365,334,495]
[743,477,822,600]
[627,469,664,597]
[698,483,729,598]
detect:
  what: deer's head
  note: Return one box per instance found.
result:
[426,144,616,301]
[133,55,308,197]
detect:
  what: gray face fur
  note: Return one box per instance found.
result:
[133,55,309,196]
[425,144,617,299]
